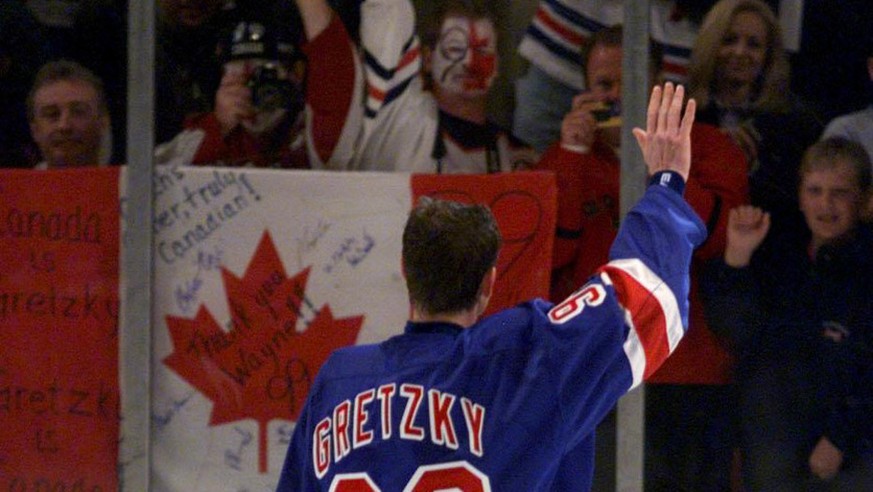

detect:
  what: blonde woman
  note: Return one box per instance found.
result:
[688,0,822,240]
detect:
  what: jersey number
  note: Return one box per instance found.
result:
[547,284,606,324]
[330,461,491,491]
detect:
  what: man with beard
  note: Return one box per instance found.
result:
[27,60,111,169]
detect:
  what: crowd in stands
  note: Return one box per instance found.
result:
[1,0,871,490]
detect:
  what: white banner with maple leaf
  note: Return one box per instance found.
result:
[151,165,556,490]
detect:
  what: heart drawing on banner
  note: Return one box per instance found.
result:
[424,189,544,282]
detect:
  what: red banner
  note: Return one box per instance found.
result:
[0,167,120,492]
[412,171,557,316]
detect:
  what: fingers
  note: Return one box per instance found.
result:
[680,98,696,139]
[645,85,661,136]
[572,92,598,110]
[561,96,598,147]
[668,84,695,141]
[658,83,695,140]
[731,205,759,222]
[631,82,696,179]
[729,205,770,230]
[632,128,647,154]
[216,84,253,135]
[659,82,675,136]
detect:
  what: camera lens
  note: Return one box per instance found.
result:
[249,64,291,112]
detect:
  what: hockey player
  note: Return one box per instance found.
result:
[276,82,705,490]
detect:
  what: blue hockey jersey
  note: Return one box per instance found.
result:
[277,177,706,490]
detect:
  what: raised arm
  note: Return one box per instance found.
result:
[296,0,332,40]
[545,84,708,436]
[602,82,706,385]
[295,0,364,169]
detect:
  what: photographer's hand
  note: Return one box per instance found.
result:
[560,92,600,152]
[215,68,254,136]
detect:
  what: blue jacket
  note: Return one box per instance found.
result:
[702,225,873,456]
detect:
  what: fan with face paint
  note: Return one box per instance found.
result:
[429,15,498,98]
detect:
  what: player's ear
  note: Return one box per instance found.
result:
[476,266,497,316]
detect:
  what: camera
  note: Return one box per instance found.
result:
[591,101,621,125]
[248,63,292,112]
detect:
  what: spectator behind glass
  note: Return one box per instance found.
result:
[702,137,873,491]
[68,0,129,164]
[160,0,362,169]
[534,25,748,492]
[0,2,48,168]
[687,0,822,240]
[511,0,733,153]
[351,0,537,173]
[27,60,111,169]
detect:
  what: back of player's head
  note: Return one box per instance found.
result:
[402,198,501,316]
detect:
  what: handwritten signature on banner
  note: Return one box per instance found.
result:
[225,426,254,471]
[174,246,225,314]
[152,391,195,431]
[323,229,376,274]
[295,219,331,269]
[154,169,261,266]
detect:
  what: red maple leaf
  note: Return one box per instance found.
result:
[164,231,364,473]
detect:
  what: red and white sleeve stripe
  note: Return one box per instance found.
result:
[599,258,683,389]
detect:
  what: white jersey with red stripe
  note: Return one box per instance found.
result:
[518,0,698,91]
[351,0,537,173]
[277,174,707,490]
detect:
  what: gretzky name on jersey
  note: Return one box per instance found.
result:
[312,382,486,478]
